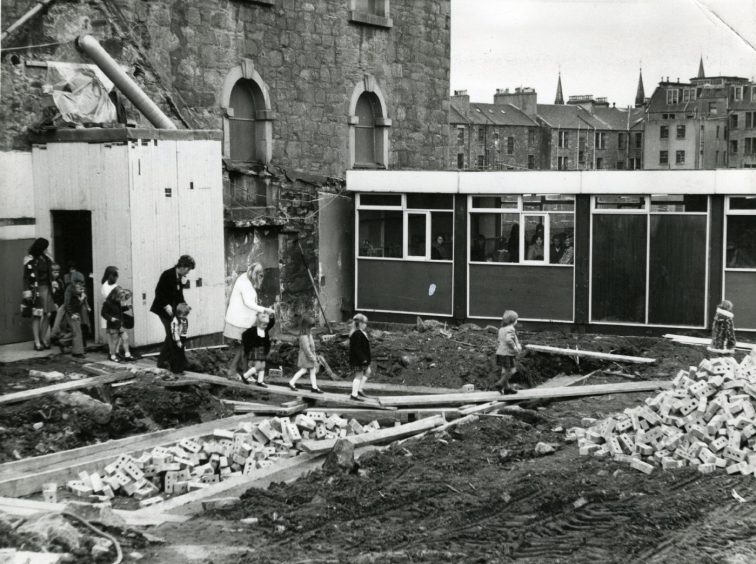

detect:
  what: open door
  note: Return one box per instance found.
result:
[52,210,94,331]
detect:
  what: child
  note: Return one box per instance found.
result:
[708,300,736,355]
[46,264,65,345]
[53,280,89,358]
[101,286,134,363]
[348,313,371,402]
[494,310,522,394]
[169,303,191,374]
[241,312,276,387]
[288,315,323,393]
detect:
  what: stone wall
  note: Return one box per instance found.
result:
[1,0,451,173]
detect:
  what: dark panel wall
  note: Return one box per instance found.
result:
[357,260,453,315]
[708,196,725,325]
[574,195,590,324]
[468,265,573,320]
[648,215,707,326]
[0,238,34,343]
[724,271,756,330]
[591,214,647,323]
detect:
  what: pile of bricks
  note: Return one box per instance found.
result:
[62,411,381,507]
[571,354,756,475]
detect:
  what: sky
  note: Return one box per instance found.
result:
[451,0,756,108]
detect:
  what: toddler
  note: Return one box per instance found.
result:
[241,312,276,387]
[101,286,134,362]
[169,302,192,374]
[708,300,736,355]
[288,315,323,393]
[494,310,521,394]
[348,313,371,401]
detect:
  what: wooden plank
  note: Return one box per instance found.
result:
[663,333,756,351]
[378,380,671,407]
[0,414,262,497]
[536,369,599,389]
[223,399,307,416]
[298,414,446,453]
[525,344,656,364]
[264,377,460,395]
[0,372,133,406]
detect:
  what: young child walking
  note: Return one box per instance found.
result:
[348,313,371,402]
[708,299,736,355]
[101,286,135,363]
[494,310,522,394]
[288,315,323,394]
[169,303,192,374]
[241,312,275,387]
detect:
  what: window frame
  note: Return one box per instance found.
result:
[467,194,576,268]
[666,89,680,104]
[348,0,393,28]
[676,124,686,139]
[675,150,686,165]
[356,193,454,263]
[724,197,756,272]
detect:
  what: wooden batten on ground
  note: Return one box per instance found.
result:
[663,334,756,351]
[525,344,657,364]
[263,377,460,395]
[0,372,134,406]
[222,399,308,416]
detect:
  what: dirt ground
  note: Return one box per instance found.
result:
[5,324,756,563]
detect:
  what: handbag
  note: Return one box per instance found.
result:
[20,300,32,318]
[123,313,135,330]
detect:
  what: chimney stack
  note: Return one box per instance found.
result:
[493,87,537,117]
[452,89,470,110]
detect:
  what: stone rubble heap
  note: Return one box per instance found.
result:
[571,354,756,475]
[60,412,380,507]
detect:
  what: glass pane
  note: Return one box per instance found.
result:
[408,214,427,257]
[651,194,708,212]
[729,197,756,210]
[360,194,402,207]
[430,212,453,260]
[471,195,518,209]
[358,210,402,258]
[524,215,546,261]
[595,196,646,210]
[523,194,575,212]
[229,119,256,161]
[355,127,375,165]
[470,213,519,262]
[229,80,256,118]
[549,213,575,264]
[406,194,453,210]
[727,216,756,268]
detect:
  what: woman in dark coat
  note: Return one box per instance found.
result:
[22,238,55,351]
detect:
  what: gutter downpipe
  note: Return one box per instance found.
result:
[1,0,56,42]
[76,34,177,130]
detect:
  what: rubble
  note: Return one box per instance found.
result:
[574,354,756,475]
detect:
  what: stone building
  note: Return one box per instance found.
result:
[0,0,451,336]
[726,81,756,169]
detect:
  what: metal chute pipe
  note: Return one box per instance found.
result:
[1,0,55,42]
[76,34,177,130]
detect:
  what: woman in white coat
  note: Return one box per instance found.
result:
[224,262,274,378]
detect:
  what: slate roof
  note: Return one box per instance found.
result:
[450,100,539,127]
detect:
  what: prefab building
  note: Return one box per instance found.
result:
[348,170,756,335]
[1,128,225,346]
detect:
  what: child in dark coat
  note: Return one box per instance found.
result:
[348,313,371,401]
[168,302,191,374]
[101,286,134,362]
[241,312,275,387]
[708,300,736,355]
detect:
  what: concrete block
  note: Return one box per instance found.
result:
[630,459,654,474]
[138,496,164,508]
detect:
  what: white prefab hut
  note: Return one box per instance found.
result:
[17,128,225,346]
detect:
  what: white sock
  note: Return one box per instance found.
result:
[243,367,257,379]
[256,370,265,384]
[351,377,361,396]
[290,368,306,385]
[309,368,318,389]
[360,375,368,393]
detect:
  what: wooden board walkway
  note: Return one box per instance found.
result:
[377,380,671,407]
[0,372,133,405]
[525,344,656,364]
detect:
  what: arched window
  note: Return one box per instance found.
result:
[220,60,273,163]
[228,79,263,161]
[348,75,390,169]
[355,93,379,166]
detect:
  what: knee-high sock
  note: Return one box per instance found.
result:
[290,368,306,385]
[309,368,318,388]
[351,377,361,396]
[256,369,266,384]
[359,374,368,392]
[243,366,257,379]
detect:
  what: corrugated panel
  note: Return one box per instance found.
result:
[175,140,225,338]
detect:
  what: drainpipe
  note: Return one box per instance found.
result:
[1,0,55,42]
[76,34,177,129]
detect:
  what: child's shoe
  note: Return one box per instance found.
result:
[122,354,136,362]
[109,354,120,363]
[255,381,269,388]
[288,383,298,391]
[310,386,324,394]
[349,394,363,402]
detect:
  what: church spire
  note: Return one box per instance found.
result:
[635,68,645,108]
[554,72,564,105]
[697,56,705,79]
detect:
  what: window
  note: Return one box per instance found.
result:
[357,194,453,261]
[733,86,744,101]
[629,157,641,170]
[349,0,392,27]
[222,62,273,164]
[349,76,390,169]
[528,129,536,147]
[596,157,604,169]
[617,161,625,169]
[745,138,756,155]
[752,87,756,102]
[731,140,739,154]
[578,134,586,152]
[595,132,606,150]
[469,195,575,265]
[618,133,626,150]
[456,127,465,145]
[477,155,485,169]
[355,92,380,167]
[558,131,568,148]
[634,132,642,149]
[660,125,669,139]
[507,136,514,155]
[676,125,686,139]
[527,155,535,170]
[478,127,485,143]
[557,156,567,170]
[659,151,668,165]
[716,125,720,139]
[675,150,685,165]
[457,153,464,169]
[578,151,585,166]
[682,89,691,102]
[650,194,707,213]
[709,102,718,115]
[666,89,679,104]
[730,114,739,130]
[726,197,756,268]
[746,112,756,129]
[493,130,500,149]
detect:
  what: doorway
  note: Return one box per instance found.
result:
[51,211,94,330]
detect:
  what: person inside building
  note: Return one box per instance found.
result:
[151,255,195,369]
[431,235,449,260]
[493,238,510,262]
[507,223,520,262]
[559,233,575,265]
[550,233,565,264]
[471,234,487,261]
[526,233,544,260]
[22,238,56,351]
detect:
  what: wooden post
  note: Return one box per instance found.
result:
[296,240,332,333]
